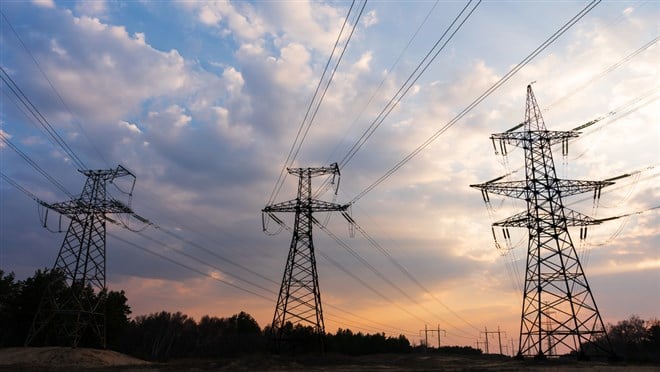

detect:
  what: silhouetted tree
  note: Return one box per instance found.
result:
[325,328,412,355]
[585,315,660,362]
[103,289,131,350]
[0,270,21,346]
[123,310,263,360]
[0,269,131,349]
[126,311,192,361]
[9,268,67,346]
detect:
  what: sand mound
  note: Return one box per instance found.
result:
[0,347,150,368]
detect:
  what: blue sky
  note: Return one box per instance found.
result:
[1,0,658,350]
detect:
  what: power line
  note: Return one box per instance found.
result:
[323,0,441,165]
[0,9,109,168]
[313,218,477,340]
[494,88,660,172]
[314,0,481,200]
[323,302,418,337]
[132,229,278,296]
[107,231,276,302]
[267,0,367,206]
[0,66,86,170]
[337,0,482,170]
[350,218,481,334]
[315,220,433,312]
[0,171,41,202]
[156,225,279,286]
[545,35,660,112]
[0,132,74,199]
[268,212,434,327]
[349,0,602,204]
[315,240,429,325]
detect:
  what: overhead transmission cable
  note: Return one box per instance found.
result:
[107,232,275,302]
[349,217,482,333]
[0,9,109,168]
[270,214,434,326]
[323,302,418,337]
[318,222,478,340]
[493,88,660,178]
[0,132,75,199]
[0,67,86,170]
[328,193,483,337]
[155,226,279,287]
[545,35,659,112]
[131,229,278,296]
[323,0,441,165]
[349,0,602,204]
[314,218,466,329]
[323,309,418,338]
[315,0,478,199]
[266,0,367,206]
[0,171,41,202]
[338,0,482,170]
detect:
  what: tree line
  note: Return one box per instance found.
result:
[0,269,411,360]
[2,269,657,362]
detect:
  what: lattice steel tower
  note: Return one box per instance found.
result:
[263,162,348,352]
[26,165,135,348]
[471,86,614,359]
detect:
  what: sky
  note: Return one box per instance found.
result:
[0,0,658,351]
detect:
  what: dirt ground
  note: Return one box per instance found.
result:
[0,347,150,370]
[1,348,658,371]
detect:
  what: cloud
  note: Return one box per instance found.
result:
[118,120,142,134]
[193,1,266,41]
[74,0,107,17]
[31,0,54,9]
[362,10,378,28]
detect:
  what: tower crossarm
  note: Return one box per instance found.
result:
[80,164,134,181]
[308,200,349,212]
[263,199,349,213]
[263,199,298,213]
[470,179,614,199]
[493,208,602,228]
[491,130,579,149]
[45,199,132,216]
[287,162,340,178]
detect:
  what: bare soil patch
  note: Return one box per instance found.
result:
[0,347,150,370]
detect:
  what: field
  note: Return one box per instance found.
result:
[1,348,658,371]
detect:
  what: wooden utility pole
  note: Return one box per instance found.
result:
[481,326,506,354]
[420,324,447,349]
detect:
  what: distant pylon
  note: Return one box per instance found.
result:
[471,85,614,359]
[263,162,349,352]
[26,165,135,348]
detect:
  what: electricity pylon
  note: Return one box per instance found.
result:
[263,162,349,352]
[471,85,614,359]
[26,165,135,348]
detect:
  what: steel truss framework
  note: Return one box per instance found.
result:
[471,86,614,359]
[26,165,134,348]
[263,163,348,352]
